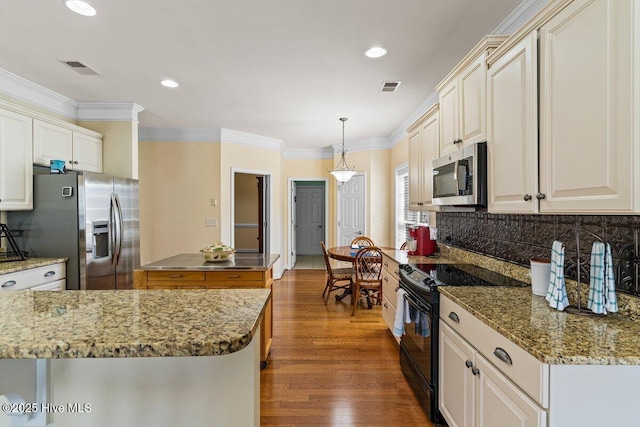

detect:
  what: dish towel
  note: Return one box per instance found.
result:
[416,311,431,338]
[546,240,569,311]
[392,289,411,337]
[587,242,618,314]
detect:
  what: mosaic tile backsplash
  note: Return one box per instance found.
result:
[437,212,640,297]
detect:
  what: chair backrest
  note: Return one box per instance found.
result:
[354,246,382,283]
[351,236,375,247]
[400,241,408,250]
[320,241,334,273]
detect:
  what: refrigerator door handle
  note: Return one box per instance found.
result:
[114,193,124,266]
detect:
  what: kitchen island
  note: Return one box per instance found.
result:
[135,252,279,367]
[0,288,270,427]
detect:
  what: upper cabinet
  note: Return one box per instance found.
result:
[0,108,33,210]
[34,120,103,173]
[436,36,508,157]
[487,0,638,214]
[408,105,439,210]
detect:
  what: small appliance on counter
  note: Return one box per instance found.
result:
[408,225,437,256]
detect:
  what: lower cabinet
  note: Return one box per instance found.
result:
[0,262,66,291]
[381,254,400,340]
[440,322,546,427]
[134,268,274,365]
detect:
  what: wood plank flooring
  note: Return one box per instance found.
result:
[260,269,435,426]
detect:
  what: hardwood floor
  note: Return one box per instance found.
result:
[260,269,435,426]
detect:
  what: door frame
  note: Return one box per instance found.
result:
[231,168,271,255]
[287,177,328,270]
[335,172,367,246]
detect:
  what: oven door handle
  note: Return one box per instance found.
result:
[403,292,431,315]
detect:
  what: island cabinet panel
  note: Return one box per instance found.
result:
[134,267,274,365]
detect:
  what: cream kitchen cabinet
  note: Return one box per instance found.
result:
[436,36,508,157]
[486,31,538,213]
[0,262,66,291]
[0,108,33,211]
[381,253,401,340]
[440,298,547,427]
[33,119,103,173]
[408,104,439,210]
[487,0,638,214]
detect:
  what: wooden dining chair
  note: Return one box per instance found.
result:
[320,241,354,304]
[351,236,375,247]
[352,246,383,315]
[400,241,408,250]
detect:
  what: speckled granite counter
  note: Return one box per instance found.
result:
[0,258,67,275]
[439,286,640,365]
[0,288,270,359]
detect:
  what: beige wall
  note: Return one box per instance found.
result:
[138,141,221,265]
[234,173,260,251]
[79,120,138,179]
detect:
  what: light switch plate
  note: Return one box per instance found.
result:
[206,218,217,227]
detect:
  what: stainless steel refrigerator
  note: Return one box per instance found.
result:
[8,172,139,290]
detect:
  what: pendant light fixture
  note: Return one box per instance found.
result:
[329,117,357,183]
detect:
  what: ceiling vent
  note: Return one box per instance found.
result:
[60,60,100,75]
[380,81,401,93]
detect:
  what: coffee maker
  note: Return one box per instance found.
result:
[408,225,437,256]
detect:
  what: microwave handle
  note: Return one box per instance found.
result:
[453,160,459,193]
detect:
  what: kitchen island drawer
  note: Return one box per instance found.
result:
[0,263,66,291]
[206,270,265,284]
[440,294,549,408]
[147,271,205,281]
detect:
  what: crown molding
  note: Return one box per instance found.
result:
[389,91,439,146]
[77,102,145,122]
[334,136,391,154]
[491,0,550,35]
[0,68,78,119]
[283,147,333,159]
[139,127,222,142]
[220,128,284,151]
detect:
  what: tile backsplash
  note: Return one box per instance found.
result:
[437,212,640,297]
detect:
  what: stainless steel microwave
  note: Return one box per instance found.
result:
[432,141,487,206]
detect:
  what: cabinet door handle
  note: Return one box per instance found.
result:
[536,193,546,200]
[74,161,79,164]
[169,274,183,278]
[448,312,460,323]
[394,270,399,276]
[68,160,74,163]
[465,360,473,368]
[493,347,513,365]
[2,280,17,288]
[44,271,56,278]
[384,277,388,282]
[384,302,388,308]
[472,367,480,376]
[227,275,241,279]
[523,194,532,201]
[394,286,399,292]
[384,261,388,267]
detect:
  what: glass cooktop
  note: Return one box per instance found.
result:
[412,263,528,288]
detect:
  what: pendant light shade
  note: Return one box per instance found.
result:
[329,117,356,183]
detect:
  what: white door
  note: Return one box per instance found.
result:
[338,174,365,246]
[295,185,324,255]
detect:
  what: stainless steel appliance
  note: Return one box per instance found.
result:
[432,141,487,206]
[8,172,139,290]
[398,263,527,425]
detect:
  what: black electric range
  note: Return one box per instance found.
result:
[396,263,527,425]
[399,263,528,302]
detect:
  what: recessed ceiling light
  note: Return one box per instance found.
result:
[160,79,179,88]
[64,1,97,17]
[365,47,387,59]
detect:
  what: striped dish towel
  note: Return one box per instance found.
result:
[392,289,411,337]
[587,242,618,314]
[546,241,569,311]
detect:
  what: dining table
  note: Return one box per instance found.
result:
[326,245,388,303]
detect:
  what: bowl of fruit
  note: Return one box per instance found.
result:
[200,242,236,262]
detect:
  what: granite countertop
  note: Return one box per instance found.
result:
[0,288,270,359]
[0,258,67,275]
[381,248,456,265]
[439,286,640,365]
[140,253,280,271]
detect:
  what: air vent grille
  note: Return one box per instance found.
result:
[60,60,100,75]
[380,81,402,92]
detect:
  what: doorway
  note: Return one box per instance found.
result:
[232,171,270,254]
[337,173,366,246]
[288,179,328,269]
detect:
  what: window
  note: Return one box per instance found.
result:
[395,165,425,248]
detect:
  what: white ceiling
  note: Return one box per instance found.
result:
[0,0,528,149]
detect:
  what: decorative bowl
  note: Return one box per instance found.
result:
[200,243,236,262]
